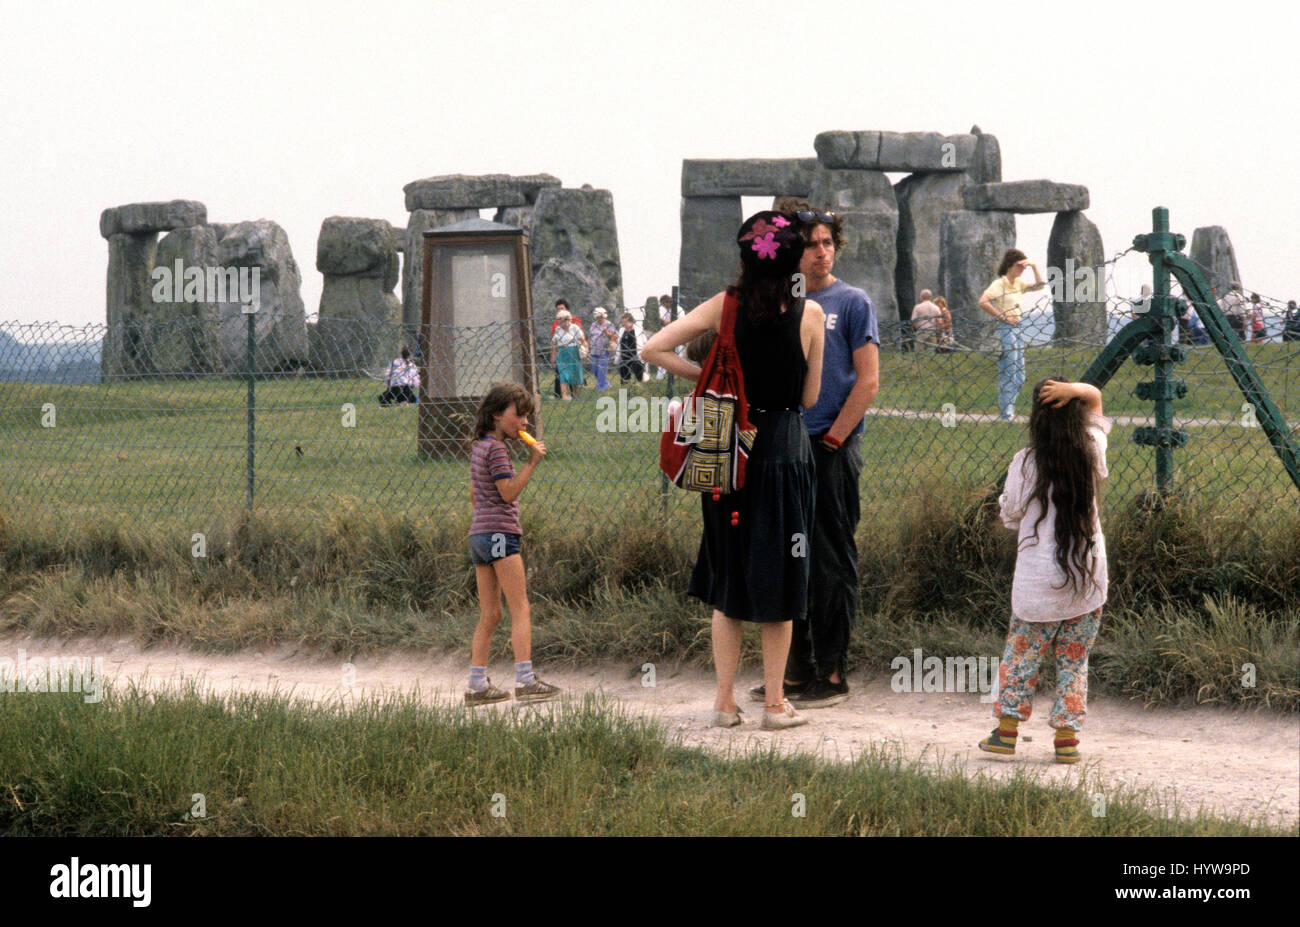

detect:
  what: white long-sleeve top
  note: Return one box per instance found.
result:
[999,414,1112,622]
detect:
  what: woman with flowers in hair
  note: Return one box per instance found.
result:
[643,212,825,732]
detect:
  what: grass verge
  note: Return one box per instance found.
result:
[1,487,1296,711]
[0,686,1289,836]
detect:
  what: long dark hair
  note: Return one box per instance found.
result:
[1022,378,1101,596]
[474,382,534,439]
[728,269,801,327]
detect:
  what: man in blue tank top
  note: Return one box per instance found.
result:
[752,199,880,708]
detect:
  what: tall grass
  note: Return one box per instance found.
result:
[1,485,1295,710]
[1,687,1288,836]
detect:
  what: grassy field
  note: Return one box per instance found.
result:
[1,340,1295,523]
[2,483,1295,711]
[1,686,1289,836]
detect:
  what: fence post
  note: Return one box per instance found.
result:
[1083,206,1299,496]
[1149,207,1178,494]
[246,308,255,509]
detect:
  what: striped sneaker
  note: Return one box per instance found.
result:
[515,678,561,702]
[464,678,510,706]
[977,727,1018,756]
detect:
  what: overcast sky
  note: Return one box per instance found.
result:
[2,0,1296,330]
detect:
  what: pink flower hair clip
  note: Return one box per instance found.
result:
[751,233,779,260]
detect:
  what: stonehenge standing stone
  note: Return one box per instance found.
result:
[402,209,478,327]
[312,217,402,374]
[316,217,399,283]
[894,171,969,313]
[835,207,900,324]
[800,167,900,320]
[1047,211,1107,344]
[807,168,895,213]
[101,232,159,379]
[216,220,308,372]
[100,200,207,238]
[100,200,208,379]
[528,185,623,307]
[493,205,534,236]
[681,159,818,197]
[530,256,615,351]
[969,126,1002,184]
[148,225,224,375]
[1189,226,1240,297]
[938,210,1017,341]
[403,173,560,211]
[962,180,1089,213]
[815,131,976,172]
[679,196,742,306]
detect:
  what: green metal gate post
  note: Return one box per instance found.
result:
[1135,207,1185,494]
[1163,251,1300,491]
[1081,206,1300,495]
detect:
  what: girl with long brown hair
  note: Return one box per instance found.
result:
[979,378,1111,763]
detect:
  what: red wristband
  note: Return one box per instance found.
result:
[821,434,842,448]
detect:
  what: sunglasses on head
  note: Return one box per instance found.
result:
[794,209,837,225]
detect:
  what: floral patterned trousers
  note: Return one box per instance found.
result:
[993,609,1101,730]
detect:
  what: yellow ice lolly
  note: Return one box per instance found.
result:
[517,430,538,447]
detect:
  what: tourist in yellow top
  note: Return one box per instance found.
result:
[979,248,1046,420]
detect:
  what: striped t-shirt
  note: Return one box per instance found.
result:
[469,436,522,536]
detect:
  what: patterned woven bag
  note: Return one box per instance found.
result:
[658,292,756,494]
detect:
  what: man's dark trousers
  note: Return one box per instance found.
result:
[788,434,862,682]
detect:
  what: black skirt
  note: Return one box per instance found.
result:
[686,410,815,622]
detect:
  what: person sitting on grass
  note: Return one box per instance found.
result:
[979,378,1111,764]
[465,382,560,705]
[378,346,419,405]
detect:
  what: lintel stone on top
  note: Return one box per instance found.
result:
[961,180,1089,214]
[814,131,975,172]
[99,200,207,238]
[681,159,819,197]
[403,173,562,211]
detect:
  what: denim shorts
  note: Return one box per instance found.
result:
[469,532,521,565]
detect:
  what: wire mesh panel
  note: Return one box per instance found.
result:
[1,272,1296,535]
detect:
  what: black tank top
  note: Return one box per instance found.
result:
[734,298,806,411]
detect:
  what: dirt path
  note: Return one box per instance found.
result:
[6,634,1296,828]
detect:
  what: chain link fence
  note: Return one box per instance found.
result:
[2,271,1296,532]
